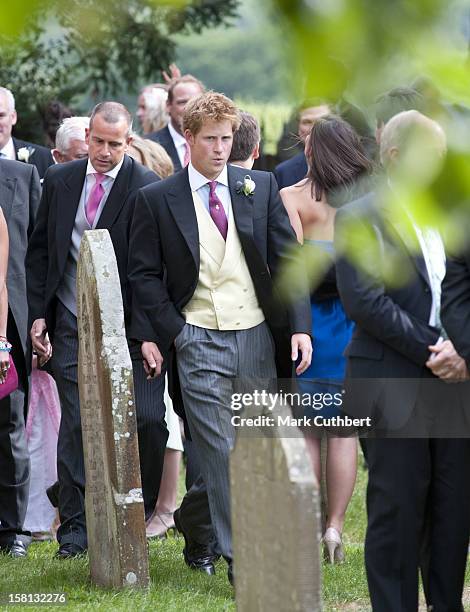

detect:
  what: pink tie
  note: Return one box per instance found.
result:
[85,173,106,227]
[183,142,191,167]
[208,181,228,240]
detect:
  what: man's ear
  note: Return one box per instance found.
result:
[388,146,399,162]
[85,127,90,145]
[184,129,194,146]
[51,149,61,164]
[252,142,260,160]
[11,110,17,127]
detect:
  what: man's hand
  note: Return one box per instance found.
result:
[30,318,52,363]
[162,63,181,84]
[426,339,470,382]
[292,333,313,376]
[141,341,164,379]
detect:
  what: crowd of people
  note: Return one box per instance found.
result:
[1,65,470,611]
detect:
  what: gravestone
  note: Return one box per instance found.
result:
[230,401,322,611]
[77,229,149,589]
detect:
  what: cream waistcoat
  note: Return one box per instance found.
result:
[182,190,265,330]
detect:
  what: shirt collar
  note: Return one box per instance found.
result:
[0,137,15,160]
[188,162,229,192]
[86,156,124,180]
[168,121,187,147]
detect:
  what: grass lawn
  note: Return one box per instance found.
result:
[0,451,468,611]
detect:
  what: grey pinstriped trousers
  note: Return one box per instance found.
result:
[175,321,277,559]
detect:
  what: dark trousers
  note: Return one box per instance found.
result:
[178,474,216,548]
[0,315,30,543]
[364,437,470,612]
[52,302,168,548]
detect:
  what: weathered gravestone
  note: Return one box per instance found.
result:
[231,401,322,611]
[77,229,149,589]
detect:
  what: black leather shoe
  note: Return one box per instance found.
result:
[227,561,234,586]
[55,542,86,559]
[0,539,27,558]
[173,509,217,575]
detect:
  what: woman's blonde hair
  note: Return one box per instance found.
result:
[183,91,240,135]
[129,134,174,178]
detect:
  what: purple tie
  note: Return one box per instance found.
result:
[85,173,106,227]
[208,181,228,240]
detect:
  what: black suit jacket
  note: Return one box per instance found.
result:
[26,155,159,343]
[128,165,311,410]
[441,246,470,368]
[335,192,441,430]
[13,137,54,179]
[0,159,41,384]
[147,126,182,172]
[273,152,308,190]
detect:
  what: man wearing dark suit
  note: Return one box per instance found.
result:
[335,110,470,611]
[26,102,168,558]
[0,87,54,178]
[274,103,330,189]
[0,158,41,557]
[442,240,470,367]
[273,151,308,190]
[129,92,312,582]
[147,75,204,172]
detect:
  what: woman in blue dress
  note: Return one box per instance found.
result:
[281,115,372,563]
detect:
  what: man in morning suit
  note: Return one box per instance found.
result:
[335,110,470,611]
[0,87,54,178]
[26,102,168,558]
[128,92,312,583]
[147,75,205,172]
[0,158,41,557]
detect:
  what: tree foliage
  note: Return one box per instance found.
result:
[0,0,238,141]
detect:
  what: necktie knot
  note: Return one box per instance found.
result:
[93,173,106,185]
[209,180,217,195]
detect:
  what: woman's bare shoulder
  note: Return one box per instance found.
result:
[280,179,309,198]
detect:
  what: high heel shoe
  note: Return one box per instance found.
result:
[146,510,176,539]
[323,527,345,564]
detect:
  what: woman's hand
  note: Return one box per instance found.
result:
[0,349,10,384]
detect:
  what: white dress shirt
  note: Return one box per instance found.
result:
[188,163,231,221]
[168,122,188,168]
[0,137,16,160]
[412,223,446,328]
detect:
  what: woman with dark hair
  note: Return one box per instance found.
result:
[281,115,372,564]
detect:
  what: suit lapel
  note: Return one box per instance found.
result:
[12,137,22,159]
[166,168,199,269]
[56,160,87,269]
[163,127,182,171]
[96,155,132,229]
[228,165,254,248]
[380,194,430,286]
[0,162,16,221]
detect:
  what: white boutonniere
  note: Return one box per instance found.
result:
[17,146,35,163]
[236,175,256,197]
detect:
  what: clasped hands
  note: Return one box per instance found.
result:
[426,339,469,382]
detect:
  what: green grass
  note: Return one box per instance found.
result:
[0,451,468,611]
